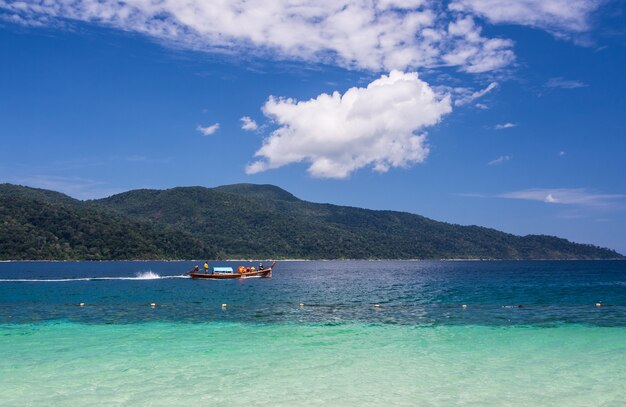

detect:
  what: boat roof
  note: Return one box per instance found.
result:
[213,266,233,273]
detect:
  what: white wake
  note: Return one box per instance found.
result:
[0,271,190,282]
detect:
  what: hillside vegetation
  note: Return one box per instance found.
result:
[0,184,215,260]
[0,183,622,260]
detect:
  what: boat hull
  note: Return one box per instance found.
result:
[189,269,272,279]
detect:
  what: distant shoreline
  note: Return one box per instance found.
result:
[1,258,624,263]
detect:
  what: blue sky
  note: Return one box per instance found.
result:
[1,0,625,253]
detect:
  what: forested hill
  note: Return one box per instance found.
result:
[0,184,215,260]
[0,183,622,260]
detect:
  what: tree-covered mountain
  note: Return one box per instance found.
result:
[0,184,215,260]
[0,183,622,260]
[94,183,622,260]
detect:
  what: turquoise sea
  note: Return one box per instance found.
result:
[1,260,625,406]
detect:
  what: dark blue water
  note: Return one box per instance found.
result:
[1,260,625,326]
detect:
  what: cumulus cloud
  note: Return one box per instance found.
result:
[488,155,510,165]
[495,122,516,130]
[247,70,452,179]
[449,0,603,35]
[197,123,220,136]
[454,81,498,106]
[500,188,625,208]
[545,77,588,89]
[240,116,258,131]
[0,0,517,73]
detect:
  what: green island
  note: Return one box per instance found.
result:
[0,183,622,260]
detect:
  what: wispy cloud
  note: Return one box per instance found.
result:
[545,77,588,89]
[475,103,489,110]
[495,122,516,130]
[500,188,625,208]
[449,0,603,39]
[454,82,498,106]
[488,155,511,165]
[558,151,566,157]
[197,123,220,136]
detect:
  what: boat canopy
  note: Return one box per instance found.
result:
[213,267,234,273]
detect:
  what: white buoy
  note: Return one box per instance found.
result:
[595,303,602,307]
[299,303,304,307]
[374,304,381,308]
[221,303,228,309]
[150,303,156,308]
[79,303,85,307]
[462,304,467,309]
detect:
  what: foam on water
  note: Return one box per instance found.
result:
[131,271,164,280]
[1,322,624,406]
[0,271,189,282]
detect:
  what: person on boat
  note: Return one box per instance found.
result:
[238,266,245,274]
[191,265,200,274]
[204,261,209,274]
[259,263,264,270]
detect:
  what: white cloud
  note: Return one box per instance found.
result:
[558,151,566,157]
[495,122,516,130]
[545,77,588,89]
[475,103,488,109]
[240,116,258,131]
[1,0,604,73]
[454,81,498,106]
[0,0,516,73]
[500,188,625,208]
[442,17,515,73]
[197,123,220,136]
[449,0,603,35]
[488,155,510,165]
[247,70,452,178]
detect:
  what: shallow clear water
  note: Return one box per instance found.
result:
[1,260,625,406]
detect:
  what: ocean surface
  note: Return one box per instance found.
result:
[1,260,625,406]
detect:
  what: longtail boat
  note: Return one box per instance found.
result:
[189,262,275,279]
